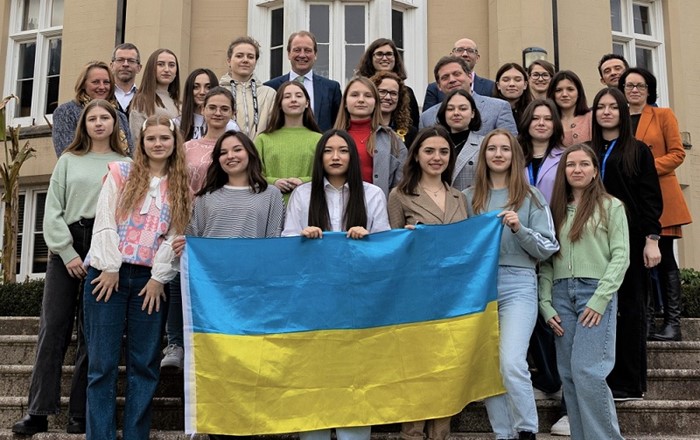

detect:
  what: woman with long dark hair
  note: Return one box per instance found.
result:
[547,70,591,147]
[494,63,532,125]
[589,87,662,400]
[618,67,692,341]
[370,71,416,147]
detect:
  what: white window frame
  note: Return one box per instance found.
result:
[4,0,63,127]
[612,0,668,106]
[0,187,49,280]
[248,0,427,99]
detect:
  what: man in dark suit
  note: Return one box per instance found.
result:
[264,31,342,131]
[423,37,495,110]
[419,56,516,136]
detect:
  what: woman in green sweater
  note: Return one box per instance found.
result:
[254,81,322,202]
[12,99,130,436]
[538,144,629,440]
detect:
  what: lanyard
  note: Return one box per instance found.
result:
[527,162,536,185]
[601,139,617,181]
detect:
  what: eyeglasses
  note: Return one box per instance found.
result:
[373,51,395,60]
[452,47,479,56]
[530,72,551,80]
[378,89,399,99]
[113,57,140,66]
[624,83,648,91]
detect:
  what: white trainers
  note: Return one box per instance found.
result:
[160,344,184,370]
[550,415,570,436]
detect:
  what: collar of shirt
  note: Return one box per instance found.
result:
[290,70,314,83]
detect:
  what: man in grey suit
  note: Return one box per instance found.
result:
[264,30,342,131]
[419,56,517,136]
[423,37,495,109]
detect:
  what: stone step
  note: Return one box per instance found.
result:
[0,365,184,399]
[0,335,76,366]
[646,369,700,400]
[1,397,697,436]
[647,341,700,369]
[0,432,698,440]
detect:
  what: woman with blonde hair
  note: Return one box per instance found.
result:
[52,60,132,156]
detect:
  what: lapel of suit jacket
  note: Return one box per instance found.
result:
[453,133,480,182]
[636,105,654,140]
[443,188,464,223]
[536,148,564,186]
[411,188,445,223]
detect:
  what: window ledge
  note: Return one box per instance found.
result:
[8,124,52,140]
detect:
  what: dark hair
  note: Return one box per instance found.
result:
[356,38,408,80]
[550,143,610,243]
[396,126,456,196]
[547,70,590,117]
[433,56,471,82]
[203,86,235,110]
[131,49,181,115]
[590,87,639,177]
[227,36,261,60]
[287,31,317,53]
[494,63,532,121]
[63,99,127,156]
[369,71,413,131]
[111,43,141,64]
[527,59,555,77]
[436,89,482,132]
[308,130,367,231]
[180,68,219,141]
[263,81,321,133]
[517,99,564,162]
[197,130,268,196]
[597,53,629,78]
[618,67,658,105]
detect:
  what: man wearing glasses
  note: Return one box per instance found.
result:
[110,43,142,115]
[423,37,495,109]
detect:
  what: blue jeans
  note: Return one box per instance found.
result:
[484,266,538,439]
[83,264,165,440]
[28,221,92,417]
[553,278,623,440]
[164,274,183,347]
[300,427,371,440]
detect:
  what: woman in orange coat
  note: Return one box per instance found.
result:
[619,67,692,341]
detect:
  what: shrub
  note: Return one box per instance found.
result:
[0,279,44,316]
[680,268,700,318]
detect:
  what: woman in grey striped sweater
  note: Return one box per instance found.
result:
[187,130,284,239]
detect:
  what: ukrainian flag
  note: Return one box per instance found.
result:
[181,212,504,436]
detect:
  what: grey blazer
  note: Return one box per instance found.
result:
[419,92,517,137]
[372,126,408,198]
[451,131,484,191]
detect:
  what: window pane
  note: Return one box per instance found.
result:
[392,10,404,50]
[310,5,330,42]
[635,46,653,72]
[45,38,61,114]
[32,192,48,274]
[610,0,622,32]
[270,47,283,79]
[51,0,64,27]
[344,5,365,44]
[345,45,364,82]
[613,42,625,56]
[270,8,284,47]
[16,42,36,117]
[316,45,330,79]
[21,0,41,31]
[633,4,651,35]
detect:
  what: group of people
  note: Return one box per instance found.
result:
[12,30,690,440]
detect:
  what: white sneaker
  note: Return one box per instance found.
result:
[161,344,184,370]
[550,415,570,436]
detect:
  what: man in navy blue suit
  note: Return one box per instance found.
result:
[423,37,495,110]
[264,31,342,131]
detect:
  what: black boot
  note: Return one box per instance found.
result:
[12,414,48,435]
[650,269,682,341]
[518,432,536,440]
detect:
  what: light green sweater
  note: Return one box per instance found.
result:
[254,126,322,202]
[538,196,630,320]
[44,151,131,264]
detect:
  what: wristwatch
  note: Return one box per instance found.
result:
[646,234,660,241]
